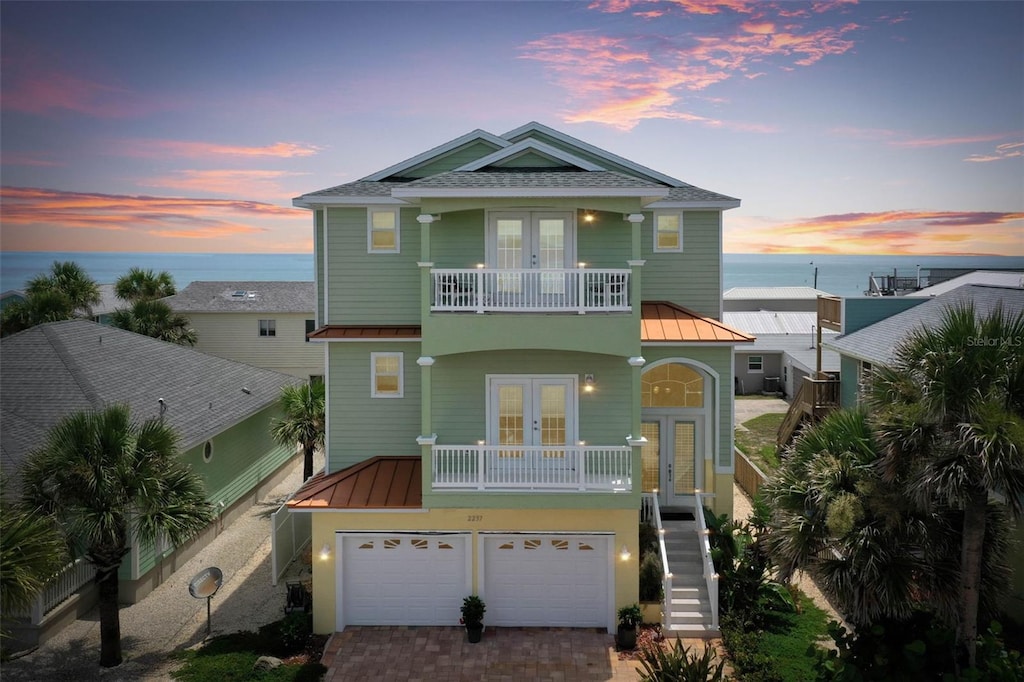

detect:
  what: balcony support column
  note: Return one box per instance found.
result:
[417,356,436,493]
[418,214,435,320]
[626,213,646,325]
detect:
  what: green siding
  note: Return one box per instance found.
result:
[641,211,722,318]
[497,152,565,168]
[839,355,861,408]
[327,342,423,471]
[133,407,292,576]
[431,210,485,268]
[640,346,734,471]
[505,131,655,182]
[406,141,503,178]
[843,297,927,334]
[325,206,421,324]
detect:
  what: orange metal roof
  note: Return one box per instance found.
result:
[641,301,755,343]
[287,456,422,509]
[309,325,421,340]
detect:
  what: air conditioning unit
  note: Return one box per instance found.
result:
[763,376,780,394]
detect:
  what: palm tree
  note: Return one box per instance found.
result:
[21,405,213,667]
[109,299,197,346]
[114,267,176,303]
[271,381,325,481]
[865,302,1024,666]
[1,261,100,336]
[0,479,68,618]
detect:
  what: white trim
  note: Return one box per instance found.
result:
[417,356,435,366]
[367,206,400,254]
[485,374,579,447]
[314,209,321,327]
[391,187,669,199]
[643,199,741,210]
[626,213,645,224]
[258,318,277,337]
[486,209,577,270]
[324,342,331,475]
[627,436,648,447]
[416,262,435,268]
[501,121,686,188]
[319,336,422,343]
[416,434,437,445]
[627,356,646,367]
[627,260,646,267]
[455,139,605,172]
[653,211,684,253]
[362,129,509,181]
[294,196,410,207]
[323,208,330,325]
[718,210,724,322]
[747,355,764,373]
[371,351,404,398]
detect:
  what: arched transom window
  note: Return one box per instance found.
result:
[642,363,704,408]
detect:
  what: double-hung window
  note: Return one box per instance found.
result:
[368,207,400,253]
[259,319,276,337]
[654,211,684,252]
[371,352,403,398]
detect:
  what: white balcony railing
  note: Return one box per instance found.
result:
[431,268,630,313]
[432,445,632,491]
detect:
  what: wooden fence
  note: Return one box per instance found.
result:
[734,447,769,500]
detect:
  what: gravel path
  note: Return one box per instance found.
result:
[1,451,321,682]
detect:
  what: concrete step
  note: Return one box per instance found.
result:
[663,622,721,638]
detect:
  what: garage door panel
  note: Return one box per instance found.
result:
[484,535,609,627]
[341,534,467,626]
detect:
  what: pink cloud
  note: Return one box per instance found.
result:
[137,169,308,198]
[964,141,1024,163]
[118,139,322,159]
[521,3,862,130]
[0,186,304,244]
[1,152,65,167]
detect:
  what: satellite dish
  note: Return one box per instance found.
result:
[188,566,223,636]
[188,566,223,599]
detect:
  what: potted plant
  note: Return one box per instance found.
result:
[460,595,486,643]
[617,603,642,650]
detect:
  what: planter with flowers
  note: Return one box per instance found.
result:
[460,595,486,643]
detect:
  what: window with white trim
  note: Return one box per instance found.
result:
[654,211,684,252]
[368,207,400,253]
[747,355,763,373]
[371,352,403,398]
[259,319,276,337]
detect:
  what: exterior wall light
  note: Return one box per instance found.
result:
[319,543,331,561]
[619,544,631,561]
[583,374,595,393]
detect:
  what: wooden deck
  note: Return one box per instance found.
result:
[777,375,840,448]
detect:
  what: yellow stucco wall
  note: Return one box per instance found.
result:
[307,506,638,634]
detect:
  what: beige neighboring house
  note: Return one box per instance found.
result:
[163,281,323,382]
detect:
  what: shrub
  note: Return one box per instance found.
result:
[639,520,659,562]
[639,550,664,602]
[636,638,725,682]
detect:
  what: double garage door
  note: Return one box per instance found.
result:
[337,533,610,629]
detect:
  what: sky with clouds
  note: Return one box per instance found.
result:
[1,0,1021,255]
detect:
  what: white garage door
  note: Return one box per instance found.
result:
[340,533,469,627]
[483,535,610,627]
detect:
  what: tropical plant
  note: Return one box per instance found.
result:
[864,302,1024,666]
[270,381,325,481]
[109,299,197,346]
[639,551,664,602]
[0,481,68,617]
[618,603,643,628]
[460,595,486,626]
[636,638,725,682]
[21,404,213,667]
[1,261,100,336]
[114,267,176,303]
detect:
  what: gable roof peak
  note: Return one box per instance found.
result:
[360,128,508,182]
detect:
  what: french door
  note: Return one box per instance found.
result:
[488,377,576,468]
[487,211,575,300]
[640,417,701,508]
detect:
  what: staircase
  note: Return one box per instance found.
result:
[662,517,719,637]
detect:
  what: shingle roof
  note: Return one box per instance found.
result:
[288,456,422,509]
[641,301,754,343]
[826,285,1024,365]
[662,186,740,203]
[162,281,314,313]
[402,170,665,190]
[298,180,397,199]
[0,320,301,486]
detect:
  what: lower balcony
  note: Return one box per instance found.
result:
[432,268,630,313]
[432,445,632,492]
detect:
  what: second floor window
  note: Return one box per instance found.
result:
[259,319,276,337]
[371,352,403,398]
[368,207,399,253]
[654,212,684,252]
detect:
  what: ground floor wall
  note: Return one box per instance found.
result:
[306,507,638,635]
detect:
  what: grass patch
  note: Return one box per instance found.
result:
[170,614,327,682]
[734,412,785,473]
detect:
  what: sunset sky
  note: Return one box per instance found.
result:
[1,0,1021,256]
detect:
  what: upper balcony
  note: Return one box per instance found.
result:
[431,268,631,314]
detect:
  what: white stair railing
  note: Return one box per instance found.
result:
[694,491,719,630]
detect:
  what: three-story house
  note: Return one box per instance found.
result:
[288,122,752,636]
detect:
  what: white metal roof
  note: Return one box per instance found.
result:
[907,271,1024,297]
[723,286,833,300]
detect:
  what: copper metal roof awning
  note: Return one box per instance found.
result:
[308,325,422,341]
[641,301,755,343]
[288,456,422,509]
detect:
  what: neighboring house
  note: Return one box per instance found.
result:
[824,283,1024,622]
[90,283,126,323]
[162,281,323,382]
[287,121,753,637]
[725,311,840,399]
[0,320,302,648]
[905,270,1024,298]
[0,289,26,311]
[723,286,832,312]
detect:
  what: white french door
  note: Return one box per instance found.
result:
[488,376,576,468]
[641,417,701,508]
[487,211,575,300]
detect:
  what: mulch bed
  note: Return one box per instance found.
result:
[616,624,665,660]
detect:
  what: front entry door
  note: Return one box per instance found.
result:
[490,377,575,468]
[641,418,701,508]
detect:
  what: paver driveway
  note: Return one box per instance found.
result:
[321,626,649,681]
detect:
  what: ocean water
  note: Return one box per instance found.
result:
[2,251,1022,299]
